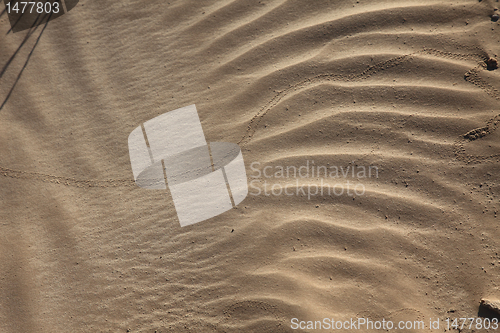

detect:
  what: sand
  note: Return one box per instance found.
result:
[1,0,500,332]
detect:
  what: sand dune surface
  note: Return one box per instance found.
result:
[1,0,500,332]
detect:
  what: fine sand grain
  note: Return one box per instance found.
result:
[1,0,500,332]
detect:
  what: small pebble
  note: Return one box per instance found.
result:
[486,58,498,70]
[492,14,499,22]
[480,299,500,316]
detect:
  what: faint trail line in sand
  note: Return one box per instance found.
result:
[238,48,492,146]
[0,146,236,188]
[0,164,213,189]
[454,114,500,164]
[464,65,500,99]
[0,50,495,188]
[0,166,135,188]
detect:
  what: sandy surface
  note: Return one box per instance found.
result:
[1,0,500,332]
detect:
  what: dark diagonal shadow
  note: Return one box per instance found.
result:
[0,12,52,111]
[1,14,43,78]
[0,7,6,19]
[7,9,28,35]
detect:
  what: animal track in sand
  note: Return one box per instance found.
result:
[0,48,496,188]
[238,47,493,146]
[0,166,135,188]
[454,114,500,164]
